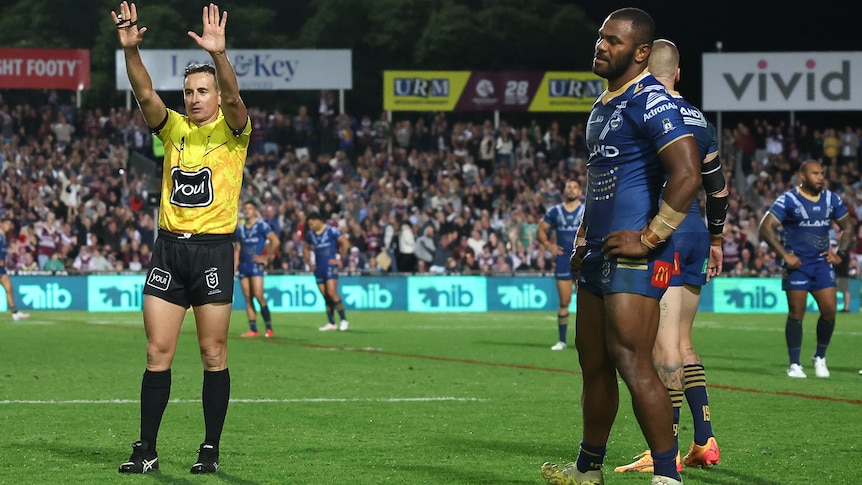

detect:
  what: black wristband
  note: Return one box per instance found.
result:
[837,249,848,260]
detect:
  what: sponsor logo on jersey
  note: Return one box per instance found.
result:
[170,167,214,208]
[643,101,677,121]
[798,220,829,227]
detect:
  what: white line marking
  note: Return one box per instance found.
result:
[0,397,484,405]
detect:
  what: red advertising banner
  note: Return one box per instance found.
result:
[0,48,90,90]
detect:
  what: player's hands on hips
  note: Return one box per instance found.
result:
[188,3,227,54]
[824,250,842,265]
[570,246,586,275]
[547,244,564,257]
[112,2,147,48]
[603,229,650,258]
[784,252,802,270]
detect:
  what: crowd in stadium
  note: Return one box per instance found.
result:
[1,90,861,279]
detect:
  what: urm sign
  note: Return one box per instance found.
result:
[394,78,449,97]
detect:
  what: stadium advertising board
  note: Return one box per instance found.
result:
[407,276,487,312]
[0,276,88,311]
[115,49,352,91]
[339,276,408,311]
[255,275,326,312]
[710,278,860,313]
[88,275,145,312]
[384,70,604,112]
[702,52,862,111]
[487,277,557,311]
[0,48,90,90]
[0,275,856,313]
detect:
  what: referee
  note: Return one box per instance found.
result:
[113,2,251,475]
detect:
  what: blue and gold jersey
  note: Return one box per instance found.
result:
[236,219,274,264]
[583,70,693,247]
[671,92,719,232]
[0,232,7,262]
[768,188,848,263]
[305,225,342,266]
[543,203,585,255]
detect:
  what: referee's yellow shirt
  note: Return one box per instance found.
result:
[154,109,251,235]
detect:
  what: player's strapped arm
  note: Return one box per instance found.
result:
[642,136,702,249]
[702,152,728,245]
[640,203,688,249]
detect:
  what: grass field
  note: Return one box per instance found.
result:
[1,310,861,484]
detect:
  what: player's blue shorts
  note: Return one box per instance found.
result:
[669,231,709,287]
[314,264,338,284]
[554,255,573,281]
[0,266,7,277]
[578,239,675,301]
[783,259,836,292]
[237,261,265,280]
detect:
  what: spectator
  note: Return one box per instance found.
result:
[72,246,92,272]
[346,246,366,271]
[396,217,416,272]
[19,252,38,272]
[429,230,456,274]
[35,213,59,269]
[414,225,435,272]
[43,251,66,271]
[51,113,75,148]
[88,246,113,272]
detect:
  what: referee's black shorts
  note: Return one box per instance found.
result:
[143,230,235,308]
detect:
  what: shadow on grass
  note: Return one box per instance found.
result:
[686,467,784,485]
[437,436,580,468]
[16,441,258,484]
[397,462,535,484]
[701,364,780,377]
[475,340,559,350]
[431,437,788,485]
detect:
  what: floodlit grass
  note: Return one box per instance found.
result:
[1,310,861,484]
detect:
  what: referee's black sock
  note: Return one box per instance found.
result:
[140,369,171,451]
[202,368,230,448]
